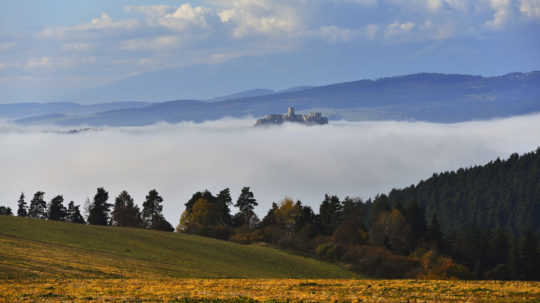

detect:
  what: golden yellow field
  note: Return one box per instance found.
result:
[1,279,540,303]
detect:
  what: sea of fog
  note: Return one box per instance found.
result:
[1,114,540,225]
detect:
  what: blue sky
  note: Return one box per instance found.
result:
[0,0,539,103]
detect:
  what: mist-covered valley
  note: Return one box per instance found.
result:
[2,114,540,225]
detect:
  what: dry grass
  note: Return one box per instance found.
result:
[1,279,539,303]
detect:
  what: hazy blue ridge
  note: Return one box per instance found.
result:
[3,71,539,126]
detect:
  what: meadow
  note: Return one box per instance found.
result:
[1,279,540,302]
[0,216,353,279]
[1,216,540,302]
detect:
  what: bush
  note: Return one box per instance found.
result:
[315,242,345,261]
[342,245,420,278]
[417,249,473,280]
[230,230,264,244]
[484,264,510,280]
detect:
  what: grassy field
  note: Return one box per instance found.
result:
[2,216,540,303]
[0,216,356,279]
[1,279,540,302]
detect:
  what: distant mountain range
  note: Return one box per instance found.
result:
[2,71,539,126]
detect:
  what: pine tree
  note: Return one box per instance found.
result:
[319,194,343,235]
[0,206,12,216]
[216,188,233,225]
[142,189,164,229]
[28,191,47,219]
[111,191,142,227]
[16,193,27,217]
[141,189,173,231]
[66,201,86,224]
[489,229,510,266]
[235,187,258,228]
[427,214,442,250]
[48,195,67,221]
[520,229,539,280]
[87,188,111,226]
[404,201,427,249]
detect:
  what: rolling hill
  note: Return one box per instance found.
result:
[0,216,356,280]
[2,71,539,126]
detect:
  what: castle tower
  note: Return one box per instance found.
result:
[288,106,295,117]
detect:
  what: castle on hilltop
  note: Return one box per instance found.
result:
[255,107,328,126]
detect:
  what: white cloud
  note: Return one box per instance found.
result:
[315,24,379,43]
[420,20,456,39]
[24,56,97,70]
[445,0,468,11]
[217,0,302,38]
[125,5,174,18]
[120,36,182,51]
[485,0,512,29]
[158,4,211,31]
[1,115,540,224]
[385,21,416,37]
[335,0,378,5]
[520,0,540,18]
[25,57,51,69]
[427,0,444,12]
[39,13,139,39]
[62,43,93,52]
[387,0,468,13]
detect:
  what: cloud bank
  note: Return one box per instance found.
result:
[1,114,540,225]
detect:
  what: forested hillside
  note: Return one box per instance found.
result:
[389,150,540,236]
[177,150,540,280]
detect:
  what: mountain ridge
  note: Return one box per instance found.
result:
[3,71,539,126]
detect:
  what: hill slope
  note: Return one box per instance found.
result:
[0,216,356,280]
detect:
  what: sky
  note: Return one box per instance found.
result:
[0,0,539,103]
[1,115,540,225]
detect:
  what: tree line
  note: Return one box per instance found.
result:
[2,149,540,280]
[0,188,173,231]
[177,152,540,280]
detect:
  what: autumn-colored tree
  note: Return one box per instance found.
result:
[370,209,412,255]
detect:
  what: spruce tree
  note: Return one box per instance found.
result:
[142,189,173,231]
[427,214,442,250]
[235,187,258,227]
[520,230,539,280]
[88,188,111,226]
[216,188,233,225]
[404,201,427,249]
[48,195,67,221]
[16,193,27,217]
[319,194,343,235]
[28,191,47,219]
[66,201,86,224]
[142,189,163,228]
[112,191,142,227]
[0,206,12,216]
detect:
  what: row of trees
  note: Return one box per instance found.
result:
[178,186,540,280]
[2,150,540,280]
[1,188,173,231]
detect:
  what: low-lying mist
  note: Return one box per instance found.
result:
[1,114,540,225]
